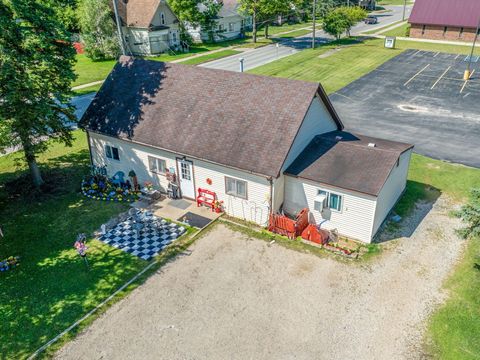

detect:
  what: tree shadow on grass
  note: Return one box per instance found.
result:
[0,146,148,359]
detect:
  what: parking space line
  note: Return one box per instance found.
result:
[431,66,451,89]
[455,54,460,60]
[433,52,440,58]
[404,64,430,86]
[460,70,476,93]
[413,50,421,56]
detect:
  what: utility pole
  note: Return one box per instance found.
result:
[465,16,480,80]
[112,0,126,56]
[402,0,407,21]
[312,0,317,49]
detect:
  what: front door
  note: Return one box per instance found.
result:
[177,159,195,199]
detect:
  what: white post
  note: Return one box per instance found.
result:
[112,0,126,56]
[239,58,245,72]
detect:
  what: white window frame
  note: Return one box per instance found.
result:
[148,156,167,175]
[228,22,234,32]
[315,189,342,213]
[225,176,247,199]
[105,145,120,161]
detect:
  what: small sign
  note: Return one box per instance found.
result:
[384,36,396,49]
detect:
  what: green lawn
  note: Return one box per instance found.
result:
[0,132,198,358]
[362,20,404,35]
[73,83,103,96]
[246,21,312,38]
[249,39,402,93]
[250,37,480,93]
[180,49,241,65]
[275,29,313,39]
[427,235,480,359]
[74,55,116,87]
[382,22,410,37]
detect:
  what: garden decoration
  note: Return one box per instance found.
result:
[81,172,140,203]
[0,256,20,272]
[129,170,139,191]
[74,233,89,269]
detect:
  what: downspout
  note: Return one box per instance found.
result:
[85,130,94,168]
[268,176,274,215]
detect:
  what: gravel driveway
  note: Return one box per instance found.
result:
[55,196,464,360]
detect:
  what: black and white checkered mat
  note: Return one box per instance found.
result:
[99,210,186,261]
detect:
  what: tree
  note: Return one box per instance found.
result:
[0,0,77,188]
[322,9,349,39]
[168,0,203,24]
[456,189,480,239]
[322,6,367,40]
[78,0,119,60]
[197,0,223,42]
[57,0,79,33]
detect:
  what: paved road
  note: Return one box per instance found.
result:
[202,5,411,72]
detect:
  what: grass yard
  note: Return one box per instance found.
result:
[73,55,116,87]
[0,131,200,359]
[427,235,480,360]
[381,22,410,37]
[73,83,103,96]
[179,49,241,65]
[362,20,404,35]
[275,29,313,39]
[249,37,480,93]
[378,0,413,5]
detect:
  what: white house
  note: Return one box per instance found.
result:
[81,56,413,243]
[116,0,181,56]
[186,0,252,42]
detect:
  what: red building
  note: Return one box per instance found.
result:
[409,0,480,42]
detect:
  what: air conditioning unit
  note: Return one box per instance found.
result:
[314,193,327,212]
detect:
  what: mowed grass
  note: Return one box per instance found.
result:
[249,38,402,93]
[180,49,241,65]
[0,131,147,359]
[427,234,480,360]
[275,29,313,39]
[382,22,410,37]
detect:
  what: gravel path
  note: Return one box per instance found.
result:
[55,195,464,360]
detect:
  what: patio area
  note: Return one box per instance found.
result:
[136,196,222,229]
[99,209,187,261]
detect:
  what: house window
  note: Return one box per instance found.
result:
[172,32,177,43]
[225,177,247,199]
[148,156,167,174]
[160,12,166,25]
[218,23,224,31]
[421,25,426,35]
[314,190,342,212]
[105,145,120,161]
[229,22,234,32]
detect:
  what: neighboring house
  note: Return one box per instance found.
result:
[187,0,252,42]
[409,0,480,42]
[115,0,181,56]
[81,56,413,243]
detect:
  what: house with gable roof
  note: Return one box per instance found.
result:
[81,57,413,243]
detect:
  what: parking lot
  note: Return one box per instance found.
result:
[330,49,480,168]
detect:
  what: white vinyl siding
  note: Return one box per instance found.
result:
[283,175,377,243]
[282,96,338,171]
[88,132,271,226]
[148,156,167,175]
[271,174,285,213]
[372,150,412,236]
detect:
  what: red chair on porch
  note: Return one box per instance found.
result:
[196,188,216,212]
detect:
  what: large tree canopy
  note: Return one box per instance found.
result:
[0,0,77,187]
[78,0,120,60]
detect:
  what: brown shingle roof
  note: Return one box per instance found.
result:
[116,0,160,28]
[285,131,413,196]
[81,56,343,178]
[409,0,480,28]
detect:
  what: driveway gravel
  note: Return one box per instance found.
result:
[55,195,464,360]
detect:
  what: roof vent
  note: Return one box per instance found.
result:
[368,143,376,148]
[335,136,343,141]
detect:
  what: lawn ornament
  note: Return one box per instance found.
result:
[111,171,126,187]
[74,233,89,269]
